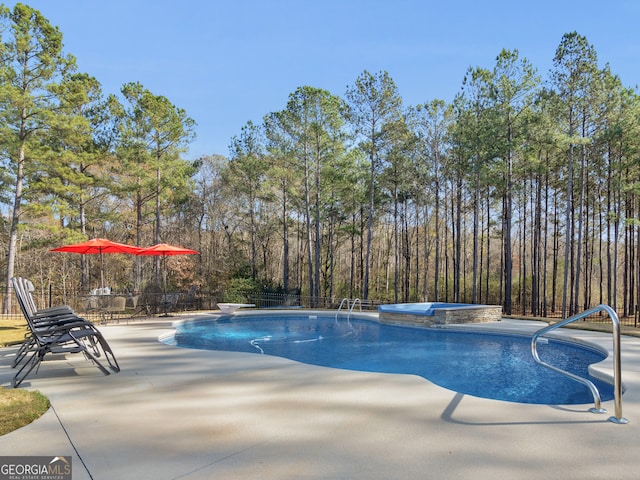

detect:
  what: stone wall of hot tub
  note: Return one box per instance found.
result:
[378,304,503,327]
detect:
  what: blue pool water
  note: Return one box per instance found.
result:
[165,313,616,405]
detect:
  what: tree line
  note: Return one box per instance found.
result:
[1,4,639,320]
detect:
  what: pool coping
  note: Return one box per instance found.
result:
[168,310,624,404]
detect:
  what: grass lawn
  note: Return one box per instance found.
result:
[0,316,50,436]
[0,316,28,347]
[0,387,50,436]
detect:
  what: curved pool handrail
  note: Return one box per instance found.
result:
[531,304,628,424]
[336,298,350,323]
[336,298,359,330]
[349,298,362,317]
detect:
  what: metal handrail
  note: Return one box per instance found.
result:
[336,298,359,330]
[349,298,362,317]
[531,304,628,424]
[336,298,350,322]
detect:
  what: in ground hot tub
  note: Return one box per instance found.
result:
[378,302,502,327]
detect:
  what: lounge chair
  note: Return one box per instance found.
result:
[12,277,98,347]
[10,277,120,387]
[11,277,87,368]
[19,278,76,320]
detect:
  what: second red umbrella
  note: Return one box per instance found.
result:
[136,243,199,314]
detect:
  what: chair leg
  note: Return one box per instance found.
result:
[70,332,118,374]
[11,337,34,368]
[91,333,121,372]
[13,349,45,388]
[13,334,118,387]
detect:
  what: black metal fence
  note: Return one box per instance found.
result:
[0,285,637,327]
[0,286,383,323]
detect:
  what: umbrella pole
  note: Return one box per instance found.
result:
[100,252,105,289]
[162,254,168,316]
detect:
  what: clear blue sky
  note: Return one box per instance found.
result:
[6,0,640,159]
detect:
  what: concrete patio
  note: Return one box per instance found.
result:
[1,315,639,479]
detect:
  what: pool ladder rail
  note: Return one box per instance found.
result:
[336,298,361,327]
[531,304,628,424]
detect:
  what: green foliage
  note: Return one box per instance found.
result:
[1,5,640,318]
[0,3,82,311]
[224,277,259,303]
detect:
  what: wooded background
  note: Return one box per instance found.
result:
[1,5,639,321]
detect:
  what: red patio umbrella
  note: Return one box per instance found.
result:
[50,237,143,289]
[136,243,199,314]
[137,243,199,258]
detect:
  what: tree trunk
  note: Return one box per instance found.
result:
[303,151,314,305]
[393,186,399,303]
[282,180,289,291]
[503,119,514,315]
[454,173,462,302]
[561,120,575,318]
[135,190,144,291]
[403,201,411,302]
[314,162,321,304]
[363,149,375,301]
[434,159,440,302]
[472,163,480,304]
[573,140,586,314]
[3,145,25,314]
[155,162,162,289]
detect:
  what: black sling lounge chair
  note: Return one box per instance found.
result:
[21,277,76,319]
[11,277,120,387]
[11,277,90,368]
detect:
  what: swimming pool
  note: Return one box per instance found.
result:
[164,312,616,405]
